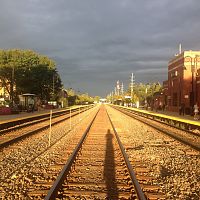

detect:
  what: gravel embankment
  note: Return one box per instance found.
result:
[0,106,99,199]
[106,105,200,200]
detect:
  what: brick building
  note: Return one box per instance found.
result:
[168,51,200,114]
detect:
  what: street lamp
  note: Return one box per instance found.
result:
[195,55,200,105]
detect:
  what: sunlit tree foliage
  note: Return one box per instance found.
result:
[0,49,62,102]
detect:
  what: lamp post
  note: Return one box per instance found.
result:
[111,91,114,104]
[194,55,200,105]
[184,55,200,116]
[184,56,199,109]
[192,64,195,106]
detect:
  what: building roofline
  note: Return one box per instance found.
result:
[168,50,200,65]
[168,52,184,64]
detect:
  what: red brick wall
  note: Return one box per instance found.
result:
[168,60,184,112]
[168,52,200,114]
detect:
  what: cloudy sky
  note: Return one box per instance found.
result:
[1,0,200,97]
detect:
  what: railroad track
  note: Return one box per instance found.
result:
[0,106,93,134]
[2,105,197,199]
[0,106,97,181]
[26,105,145,199]
[0,106,93,149]
[111,106,200,132]
[111,105,200,151]
[106,105,199,199]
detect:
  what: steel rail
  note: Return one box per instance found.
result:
[0,112,66,135]
[113,105,200,131]
[112,106,200,152]
[106,109,146,200]
[0,105,94,132]
[0,106,92,149]
[2,107,96,182]
[0,109,69,131]
[111,105,199,136]
[44,108,100,200]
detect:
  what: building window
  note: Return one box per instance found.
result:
[173,93,178,106]
[171,71,178,78]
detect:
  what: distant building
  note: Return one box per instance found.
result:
[168,50,200,114]
[99,98,107,103]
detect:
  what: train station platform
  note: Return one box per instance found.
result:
[145,109,199,122]
[0,105,199,124]
[0,108,66,123]
[0,105,88,123]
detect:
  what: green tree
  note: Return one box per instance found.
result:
[66,88,77,106]
[76,93,93,105]
[93,96,100,102]
[0,49,62,104]
[126,82,162,106]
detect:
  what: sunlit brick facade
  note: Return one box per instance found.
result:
[168,51,200,114]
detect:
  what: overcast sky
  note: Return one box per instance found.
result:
[1,0,200,97]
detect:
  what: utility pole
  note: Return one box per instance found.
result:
[111,91,113,103]
[116,80,120,96]
[130,73,135,106]
[114,87,117,95]
[121,82,124,95]
[130,73,135,97]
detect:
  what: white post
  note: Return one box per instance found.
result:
[79,106,81,121]
[49,110,52,147]
[70,107,72,130]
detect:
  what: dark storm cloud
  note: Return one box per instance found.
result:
[1,0,200,96]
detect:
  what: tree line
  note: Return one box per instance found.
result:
[0,49,100,107]
[0,49,62,105]
[107,82,162,106]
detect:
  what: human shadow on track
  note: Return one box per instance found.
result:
[103,129,118,199]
